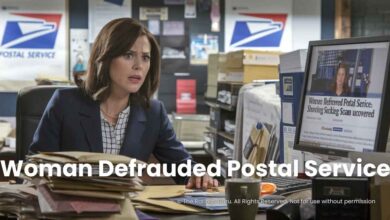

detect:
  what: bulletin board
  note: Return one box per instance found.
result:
[132,0,225,114]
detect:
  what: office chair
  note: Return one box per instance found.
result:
[16,85,72,161]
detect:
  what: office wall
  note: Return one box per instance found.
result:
[292,0,321,50]
[351,0,390,36]
[0,0,340,118]
[321,0,390,39]
[321,0,335,39]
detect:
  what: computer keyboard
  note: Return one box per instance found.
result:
[262,176,312,195]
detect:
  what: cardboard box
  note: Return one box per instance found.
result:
[217,50,280,83]
[205,85,217,99]
[226,50,280,69]
[218,53,227,73]
[207,53,226,86]
[207,54,219,86]
[219,65,279,83]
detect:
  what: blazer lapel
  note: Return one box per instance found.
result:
[120,104,146,158]
[79,98,103,153]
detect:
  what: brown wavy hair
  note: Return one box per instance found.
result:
[81,18,160,108]
[331,63,350,95]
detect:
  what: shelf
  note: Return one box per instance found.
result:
[217,81,244,86]
[218,131,235,142]
[204,146,229,164]
[203,145,229,179]
[205,100,218,108]
[205,100,236,111]
[187,149,209,156]
[204,146,217,161]
[216,152,230,164]
[204,83,238,180]
[219,103,236,111]
[205,126,217,133]
[182,141,206,150]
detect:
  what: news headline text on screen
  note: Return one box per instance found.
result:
[1,159,389,178]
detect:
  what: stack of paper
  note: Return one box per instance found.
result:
[132,185,273,215]
[0,183,39,219]
[132,185,228,215]
[20,151,145,219]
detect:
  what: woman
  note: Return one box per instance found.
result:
[29,18,217,189]
[331,63,350,96]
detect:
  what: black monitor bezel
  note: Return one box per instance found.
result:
[294,36,390,157]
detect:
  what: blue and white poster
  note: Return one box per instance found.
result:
[0,0,68,91]
[229,13,287,48]
[225,0,292,52]
[190,34,219,65]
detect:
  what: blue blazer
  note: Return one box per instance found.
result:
[29,88,193,183]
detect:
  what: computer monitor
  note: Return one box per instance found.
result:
[294,36,390,157]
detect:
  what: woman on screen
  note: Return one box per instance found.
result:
[29,18,218,189]
[331,63,350,96]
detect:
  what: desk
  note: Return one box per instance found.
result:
[146,212,267,220]
[0,181,269,220]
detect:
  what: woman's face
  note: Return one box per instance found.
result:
[336,67,347,88]
[109,35,151,96]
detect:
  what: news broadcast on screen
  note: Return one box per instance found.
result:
[297,39,390,156]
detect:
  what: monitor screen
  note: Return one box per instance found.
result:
[295,36,390,157]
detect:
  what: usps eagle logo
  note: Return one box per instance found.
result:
[1,13,62,49]
[230,13,287,48]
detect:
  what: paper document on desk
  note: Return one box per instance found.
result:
[132,185,201,213]
[46,178,143,192]
[51,189,125,200]
[66,197,139,220]
[20,151,146,219]
[134,185,190,199]
[170,196,274,211]
[133,185,226,214]
[184,190,224,197]
[133,202,193,214]
[0,183,39,219]
[37,184,121,214]
[133,197,202,213]
[29,151,146,165]
[135,185,224,199]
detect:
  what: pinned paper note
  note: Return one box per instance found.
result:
[282,102,294,125]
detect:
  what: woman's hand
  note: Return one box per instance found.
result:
[185,173,219,189]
